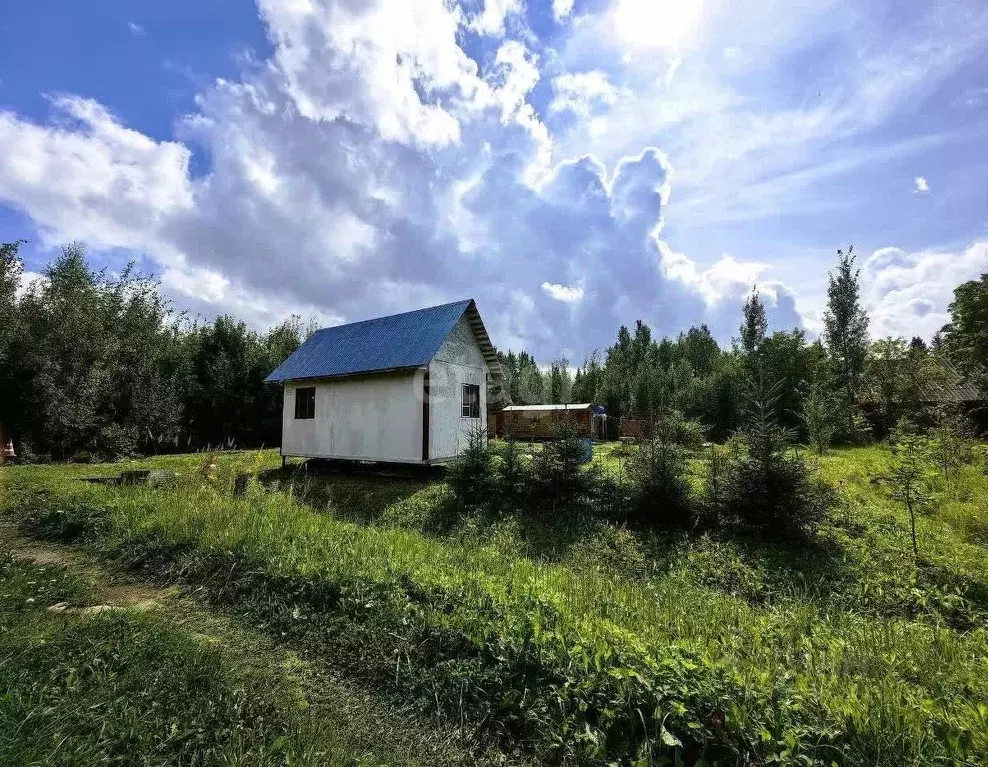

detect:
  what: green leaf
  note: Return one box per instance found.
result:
[660,726,682,748]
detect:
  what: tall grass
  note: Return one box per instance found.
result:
[3,446,988,764]
[0,553,366,767]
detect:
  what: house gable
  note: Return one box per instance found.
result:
[428,314,487,461]
[433,313,487,368]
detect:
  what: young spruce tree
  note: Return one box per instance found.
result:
[739,285,768,356]
[823,247,870,441]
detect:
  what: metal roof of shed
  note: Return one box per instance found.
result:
[265,298,501,383]
[859,359,983,404]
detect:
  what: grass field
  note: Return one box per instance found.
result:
[2,444,987,765]
[0,526,483,767]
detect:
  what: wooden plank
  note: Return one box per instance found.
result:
[422,368,430,462]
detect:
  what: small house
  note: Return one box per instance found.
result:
[265,299,501,464]
[859,359,986,433]
[492,403,606,440]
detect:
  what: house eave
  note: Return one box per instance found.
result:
[266,364,426,385]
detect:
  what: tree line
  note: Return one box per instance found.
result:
[0,242,306,460]
[2,240,985,460]
[498,248,988,443]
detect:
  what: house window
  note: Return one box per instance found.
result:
[294,387,316,419]
[461,383,480,418]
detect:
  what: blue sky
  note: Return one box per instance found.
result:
[1,0,987,362]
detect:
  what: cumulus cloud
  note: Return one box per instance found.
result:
[551,0,987,235]
[468,0,523,37]
[0,96,193,253]
[657,242,802,334]
[258,0,492,147]
[552,0,575,23]
[0,0,809,362]
[541,281,584,302]
[550,71,618,119]
[914,175,930,192]
[862,241,988,340]
[127,21,145,37]
[492,41,541,121]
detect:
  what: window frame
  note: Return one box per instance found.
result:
[461,383,481,419]
[294,386,316,420]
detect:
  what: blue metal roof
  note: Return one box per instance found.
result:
[265,299,478,383]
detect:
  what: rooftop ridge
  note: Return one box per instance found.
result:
[312,298,473,334]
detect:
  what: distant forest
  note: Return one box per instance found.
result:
[2,240,986,459]
[493,248,986,442]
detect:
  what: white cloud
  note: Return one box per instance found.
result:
[862,242,988,340]
[487,41,553,183]
[257,0,490,147]
[541,281,584,302]
[469,0,523,38]
[550,71,618,118]
[914,175,930,192]
[492,41,540,121]
[658,244,766,307]
[552,0,575,23]
[553,0,987,232]
[0,96,193,253]
[611,0,705,51]
[14,271,46,300]
[127,21,145,37]
[0,0,838,360]
[663,56,681,86]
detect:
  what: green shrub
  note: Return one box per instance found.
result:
[585,463,629,521]
[447,426,495,511]
[625,435,693,528]
[675,417,707,450]
[524,422,591,517]
[802,378,837,455]
[699,442,731,527]
[95,422,139,460]
[491,436,527,512]
[723,378,832,537]
[929,407,978,493]
[622,410,695,529]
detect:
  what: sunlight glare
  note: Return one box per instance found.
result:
[612,0,704,50]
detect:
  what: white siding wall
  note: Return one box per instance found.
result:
[281,370,425,463]
[429,314,487,461]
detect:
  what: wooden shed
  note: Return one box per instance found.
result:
[491,404,606,440]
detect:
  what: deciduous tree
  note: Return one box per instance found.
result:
[940,272,988,397]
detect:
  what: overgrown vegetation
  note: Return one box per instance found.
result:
[452,377,833,542]
[3,241,988,765]
[4,241,985,464]
[624,415,694,529]
[499,251,985,453]
[720,375,831,538]
[0,241,305,460]
[4,440,988,765]
[0,553,369,766]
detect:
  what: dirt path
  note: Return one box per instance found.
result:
[0,522,168,610]
[0,523,487,767]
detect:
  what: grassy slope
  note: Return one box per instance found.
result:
[0,553,364,767]
[0,532,486,766]
[2,446,987,765]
